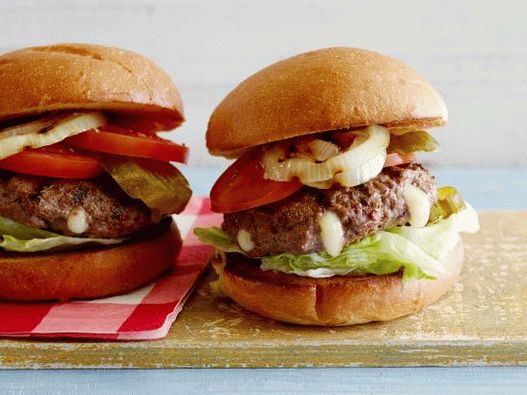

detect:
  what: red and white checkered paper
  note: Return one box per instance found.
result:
[0,197,222,340]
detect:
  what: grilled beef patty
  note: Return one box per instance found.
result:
[0,172,153,238]
[223,163,437,257]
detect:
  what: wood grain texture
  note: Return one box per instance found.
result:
[0,0,525,167]
[0,211,525,368]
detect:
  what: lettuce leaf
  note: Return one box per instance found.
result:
[193,227,243,254]
[194,204,479,283]
[0,215,123,252]
[261,230,441,282]
[0,234,123,252]
[388,130,440,154]
[261,204,478,282]
[0,215,57,239]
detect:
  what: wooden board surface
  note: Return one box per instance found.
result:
[0,211,525,368]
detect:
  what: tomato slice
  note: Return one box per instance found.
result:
[384,152,416,168]
[211,149,417,213]
[65,126,189,164]
[210,149,303,213]
[0,144,103,179]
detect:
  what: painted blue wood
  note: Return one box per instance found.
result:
[1,167,526,394]
[1,367,526,394]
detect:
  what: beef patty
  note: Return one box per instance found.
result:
[0,172,153,238]
[223,163,437,257]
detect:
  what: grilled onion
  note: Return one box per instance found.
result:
[262,125,390,188]
[333,149,387,187]
[295,139,340,161]
[0,112,107,160]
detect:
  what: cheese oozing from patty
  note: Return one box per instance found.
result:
[237,229,255,252]
[403,184,430,227]
[67,207,89,234]
[319,211,345,257]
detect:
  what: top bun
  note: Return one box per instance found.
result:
[207,47,447,157]
[0,43,184,131]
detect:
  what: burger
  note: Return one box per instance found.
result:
[0,43,191,301]
[196,47,479,326]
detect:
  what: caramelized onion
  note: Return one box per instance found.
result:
[333,149,387,187]
[0,112,107,160]
[262,125,390,188]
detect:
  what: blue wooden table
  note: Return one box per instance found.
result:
[1,166,526,394]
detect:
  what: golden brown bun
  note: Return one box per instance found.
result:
[0,43,184,131]
[0,221,182,302]
[207,47,447,157]
[215,241,463,326]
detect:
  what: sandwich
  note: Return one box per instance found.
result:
[0,43,191,301]
[196,47,479,326]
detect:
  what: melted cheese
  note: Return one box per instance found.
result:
[403,184,430,227]
[67,207,89,234]
[318,211,345,257]
[237,229,255,252]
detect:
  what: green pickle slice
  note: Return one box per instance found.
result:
[101,157,192,216]
[388,130,440,154]
[429,186,466,222]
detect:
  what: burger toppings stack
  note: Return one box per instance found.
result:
[196,47,479,326]
[0,44,191,301]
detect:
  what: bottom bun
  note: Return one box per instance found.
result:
[215,241,463,326]
[0,219,182,302]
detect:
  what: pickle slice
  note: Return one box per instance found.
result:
[101,157,192,216]
[429,186,466,222]
[388,130,440,154]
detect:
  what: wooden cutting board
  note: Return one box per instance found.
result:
[0,211,526,368]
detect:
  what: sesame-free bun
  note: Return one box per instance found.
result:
[214,241,463,326]
[207,47,447,157]
[0,221,181,302]
[0,43,184,131]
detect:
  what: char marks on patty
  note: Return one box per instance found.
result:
[0,172,153,238]
[222,163,437,257]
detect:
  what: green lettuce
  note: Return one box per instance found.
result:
[0,215,123,252]
[193,227,243,254]
[194,204,479,283]
[0,215,57,239]
[261,229,444,283]
[388,130,440,154]
[262,204,478,282]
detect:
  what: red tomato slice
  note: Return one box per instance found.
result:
[211,150,417,213]
[0,144,103,179]
[384,152,416,168]
[65,126,189,164]
[210,149,303,213]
